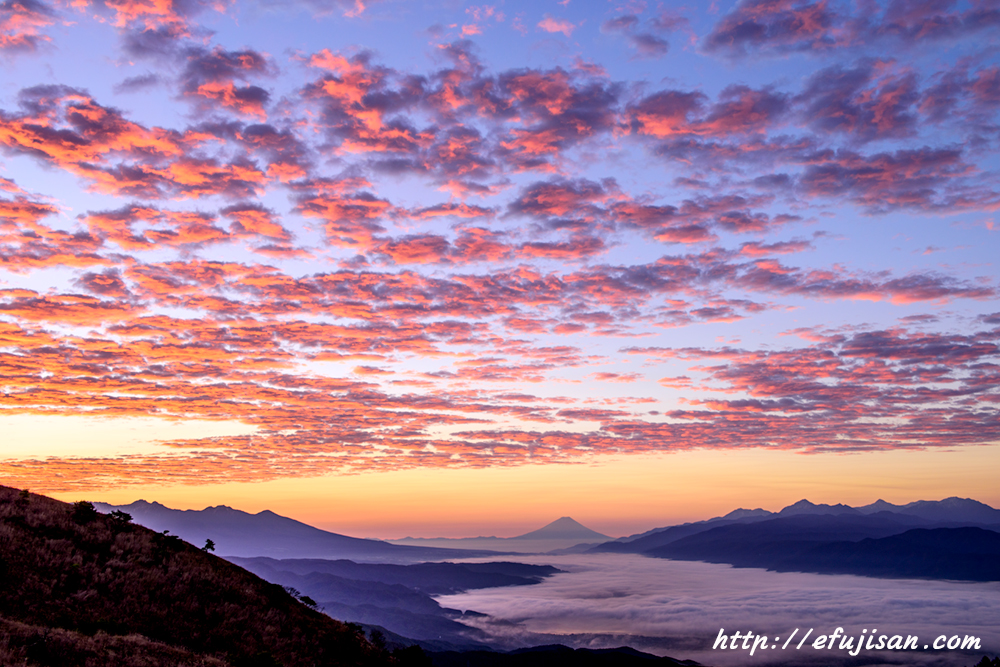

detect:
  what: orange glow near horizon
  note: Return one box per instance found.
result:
[44,444,1000,540]
[2,0,1000,537]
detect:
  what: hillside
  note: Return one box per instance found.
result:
[0,485,422,667]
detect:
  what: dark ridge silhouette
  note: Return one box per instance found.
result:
[588,520,746,554]
[784,527,1000,580]
[587,497,1000,558]
[654,513,933,553]
[869,497,1000,523]
[650,521,1000,581]
[0,485,423,666]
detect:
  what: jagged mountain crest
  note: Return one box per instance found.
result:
[778,499,861,516]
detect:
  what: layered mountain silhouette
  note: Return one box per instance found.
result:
[587,497,1000,581]
[388,517,613,553]
[94,500,504,562]
[0,485,415,666]
[95,496,1000,581]
[5,486,708,666]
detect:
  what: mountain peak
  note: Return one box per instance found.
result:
[513,517,612,541]
[778,500,860,516]
[721,507,773,520]
[101,499,167,511]
[855,499,903,514]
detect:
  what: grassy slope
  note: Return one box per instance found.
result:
[0,485,423,667]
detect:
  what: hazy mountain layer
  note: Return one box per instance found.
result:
[230,557,561,595]
[94,500,502,562]
[229,557,563,650]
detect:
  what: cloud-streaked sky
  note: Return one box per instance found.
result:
[1,0,998,534]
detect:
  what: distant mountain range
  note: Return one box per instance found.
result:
[93,500,505,562]
[388,516,613,553]
[587,497,1000,581]
[95,496,1000,581]
[94,501,616,558]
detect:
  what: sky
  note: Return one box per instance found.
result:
[0,0,998,537]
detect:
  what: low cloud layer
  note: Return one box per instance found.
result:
[438,554,1000,666]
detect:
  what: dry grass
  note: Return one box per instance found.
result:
[0,486,425,667]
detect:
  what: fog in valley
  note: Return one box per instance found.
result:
[437,554,1000,666]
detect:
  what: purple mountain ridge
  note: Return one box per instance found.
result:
[92,500,503,562]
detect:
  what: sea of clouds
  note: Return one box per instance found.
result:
[437,554,1000,666]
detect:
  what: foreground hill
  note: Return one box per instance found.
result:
[0,485,417,666]
[94,500,498,562]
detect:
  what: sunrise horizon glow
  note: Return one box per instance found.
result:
[1,0,998,538]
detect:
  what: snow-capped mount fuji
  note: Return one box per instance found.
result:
[388,516,614,553]
[512,516,612,541]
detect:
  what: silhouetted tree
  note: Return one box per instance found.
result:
[202,539,215,552]
[108,510,133,533]
[71,501,97,524]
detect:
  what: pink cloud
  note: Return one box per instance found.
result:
[537,16,577,36]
